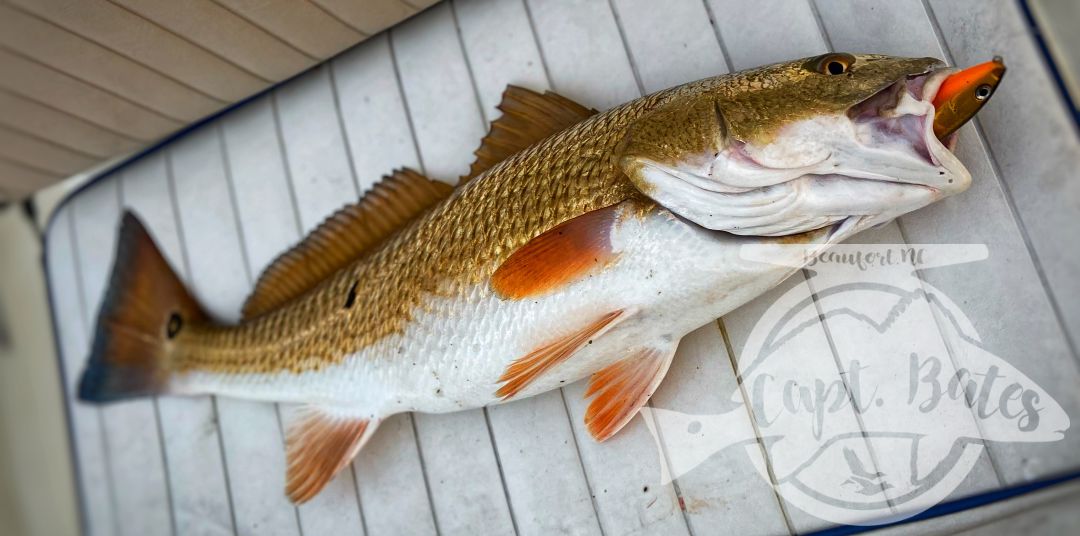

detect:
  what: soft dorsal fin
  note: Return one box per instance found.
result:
[242,168,453,319]
[461,85,597,184]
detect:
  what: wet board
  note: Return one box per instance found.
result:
[44,0,1080,534]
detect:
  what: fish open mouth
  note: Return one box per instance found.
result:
[845,68,961,178]
[631,67,973,241]
[817,68,963,240]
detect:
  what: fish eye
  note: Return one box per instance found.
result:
[806,53,856,75]
[974,84,993,101]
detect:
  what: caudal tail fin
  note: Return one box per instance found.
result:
[78,212,206,403]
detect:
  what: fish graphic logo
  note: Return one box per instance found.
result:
[644,244,1070,526]
[840,447,893,496]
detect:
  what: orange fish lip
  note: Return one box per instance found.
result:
[931,57,1006,139]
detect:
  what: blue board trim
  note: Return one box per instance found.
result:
[807,470,1080,535]
[1016,0,1080,136]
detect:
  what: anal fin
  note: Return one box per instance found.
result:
[285,406,380,503]
[496,308,631,399]
[585,342,678,441]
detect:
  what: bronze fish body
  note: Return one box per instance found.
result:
[78,53,993,502]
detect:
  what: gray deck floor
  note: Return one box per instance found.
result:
[44,0,1080,534]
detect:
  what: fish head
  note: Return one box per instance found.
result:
[620,53,975,240]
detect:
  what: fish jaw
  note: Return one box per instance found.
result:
[624,68,972,240]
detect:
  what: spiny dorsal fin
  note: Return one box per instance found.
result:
[461,85,597,184]
[241,168,453,319]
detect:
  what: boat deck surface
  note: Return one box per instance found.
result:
[44,0,1080,534]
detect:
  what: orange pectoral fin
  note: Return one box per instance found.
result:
[491,203,621,300]
[285,407,380,503]
[585,344,677,441]
[497,308,631,399]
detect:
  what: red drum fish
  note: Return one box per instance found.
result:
[78,54,1002,502]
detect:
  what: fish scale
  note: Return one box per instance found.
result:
[171,99,648,375]
[77,53,1000,503]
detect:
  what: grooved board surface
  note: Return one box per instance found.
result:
[44,1,1080,534]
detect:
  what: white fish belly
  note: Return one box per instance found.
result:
[181,207,825,417]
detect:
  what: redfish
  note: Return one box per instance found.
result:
[78,53,1000,503]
